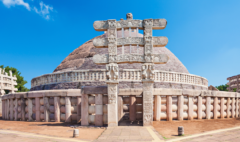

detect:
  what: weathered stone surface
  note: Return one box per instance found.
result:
[52,30,188,74]
[93,53,168,64]
[93,19,167,31]
[93,37,168,47]
[82,86,107,94]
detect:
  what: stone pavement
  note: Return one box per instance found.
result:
[167,127,240,142]
[94,126,164,142]
[0,129,87,142]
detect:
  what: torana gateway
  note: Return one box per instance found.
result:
[2,14,240,127]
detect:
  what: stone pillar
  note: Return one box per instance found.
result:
[65,97,71,122]
[227,98,230,118]
[129,95,136,121]
[10,99,13,120]
[221,97,224,119]
[81,94,89,126]
[107,82,118,127]
[206,97,211,120]
[178,95,183,121]
[154,95,161,121]
[236,98,239,118]
[214,97,218,119]
[54,97,60,122]
[118,96,123,121]
[77,97,81,123]
[28,98,33,121]
[44,97,49,122]
[232,98,235,118]
[6,99,9,120]
[14,99,17,121]
[2,100,5,119]
[95,94,103,126]
[143,80,154,126]
[188,96,193,120]
[35,97,40,122]
[21,98,25,121]
[167,96,172,121]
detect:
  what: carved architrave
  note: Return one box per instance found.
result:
[108,20,117,29]
[93,37,168,48]
[93,19,167,31]
[143,19,153,28]
[93,54,168,64]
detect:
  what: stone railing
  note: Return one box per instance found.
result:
[31,69,208,88]
[0,68,18,95]
[118,88,240,121]
[2,87,108,126]
[2,88,240,126]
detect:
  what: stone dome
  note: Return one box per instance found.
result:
[54,30,189,74]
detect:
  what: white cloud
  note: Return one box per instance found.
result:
[1,0,30,10]
[34,1,53,20]
[1,0,54,20]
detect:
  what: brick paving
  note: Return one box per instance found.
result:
[173,128,240,142]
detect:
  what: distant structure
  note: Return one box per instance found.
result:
[208,85,219,91]
[227,75,240,92]
[0,68,18,96]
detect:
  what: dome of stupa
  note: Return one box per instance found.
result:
[53,30,188,74]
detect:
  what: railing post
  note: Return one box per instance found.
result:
[129,95,136,121]
[178,95,183,121]
[95,94,103,126]
[188,96,193,120]
[2,100,5,120]
[232,98,235,118]
[10,99,13,120]
[221,97,224,119]
[28,98,33,121]
[14,99,17,121]
[77,96,81,123]
[227,98,230,118]
[154,95,161,121]
[54,97,60,122]
[44,97,49,122]
[206,96,211,120]
[35,97,40,121]
[214,97,218,119]
[65,97,71,122]
[81,94,89,126]
[167,96,172,121]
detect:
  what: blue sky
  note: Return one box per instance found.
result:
[1,0,240,89]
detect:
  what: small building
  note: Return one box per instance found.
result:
[227,75,240,92]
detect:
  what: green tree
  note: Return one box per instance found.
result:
[215,84,229,91]
[0,65,29,93]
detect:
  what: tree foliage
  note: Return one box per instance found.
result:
[215,84,229,91]
[0,65,29,93]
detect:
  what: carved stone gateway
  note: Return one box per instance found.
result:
[93,13,168,126]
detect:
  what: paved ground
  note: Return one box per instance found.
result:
[1,126,240,141]
[167,127,240,142]
[95,126,164,142]
[0,130,87,142]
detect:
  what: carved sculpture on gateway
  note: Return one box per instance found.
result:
[106,63,119,81]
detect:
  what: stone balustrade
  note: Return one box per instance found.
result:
[0,68,18,95]
[31,69,208,88]
[2,88,240,126]
[118,89,240,122]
